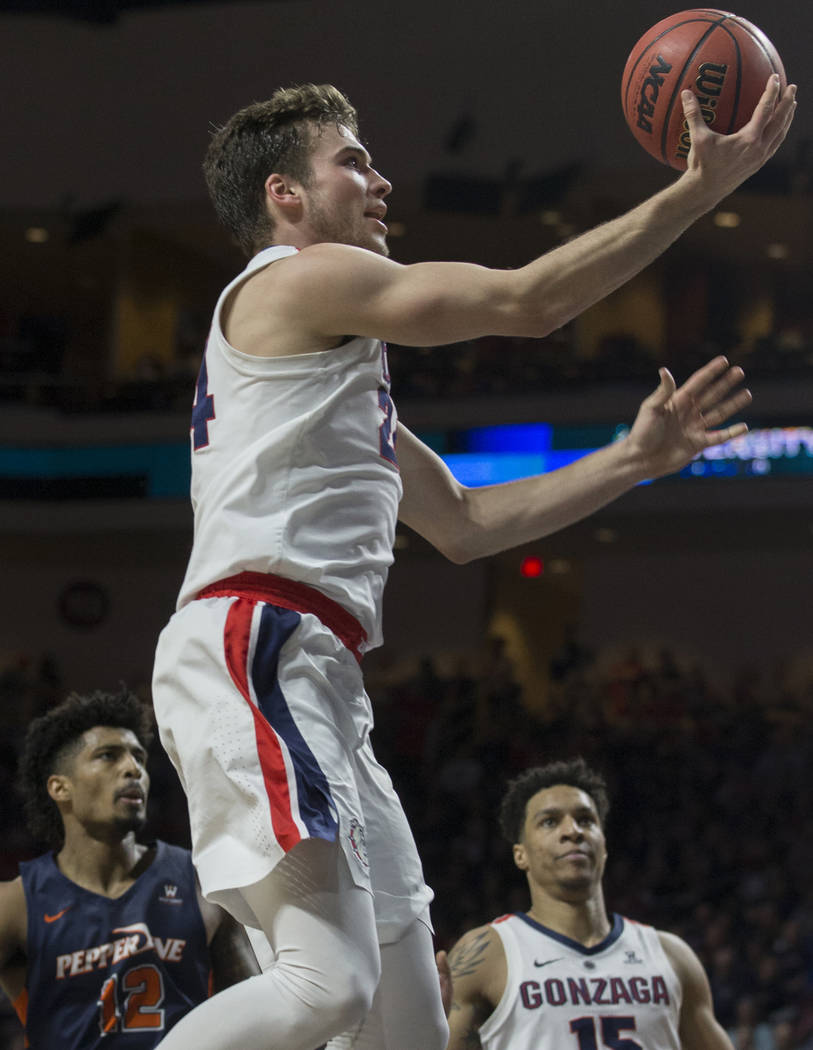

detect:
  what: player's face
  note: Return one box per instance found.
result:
[514,784,607,902]
[300,124,392,256]
[57,726,149,840]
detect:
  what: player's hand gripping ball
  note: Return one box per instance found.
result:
[621,9,786,169]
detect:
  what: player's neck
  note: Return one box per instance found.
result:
[269,220,319,252]
[526,891,611,948]
[56,831,151,899]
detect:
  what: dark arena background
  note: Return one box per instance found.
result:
[1,1,812,1046]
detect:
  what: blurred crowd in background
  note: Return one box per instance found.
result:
[2,310,813,413]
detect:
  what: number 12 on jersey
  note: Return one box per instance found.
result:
[98,964,166,1034]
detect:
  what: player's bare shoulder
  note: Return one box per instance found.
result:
[656,928,709,991]
[223,242,396,358]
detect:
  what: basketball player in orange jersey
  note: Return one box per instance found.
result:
[445,759,734,1050]
[0,689,259,1049]
[151,76,795,1050]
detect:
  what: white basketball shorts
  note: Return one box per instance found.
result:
[152,574,433,944]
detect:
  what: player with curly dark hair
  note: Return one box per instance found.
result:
[498,757,610,846]
[17,687,154,851]
[0,688,259,1049]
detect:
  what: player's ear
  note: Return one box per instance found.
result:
[265,172,301,213]
[513,841,529,871]
[47,773,71,803]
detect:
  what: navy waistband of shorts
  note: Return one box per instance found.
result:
[197,571,366,663]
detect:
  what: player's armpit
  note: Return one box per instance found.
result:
[446,983,489,1050]
[446,1006,485,1050]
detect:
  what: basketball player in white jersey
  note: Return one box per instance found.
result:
[445,758,733,1050]
[151,80,795,1050]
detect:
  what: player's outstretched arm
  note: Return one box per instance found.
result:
[398,356,749,564]
[444,925,505,1050]
[658,930,735,1050]
[246,79,794,355]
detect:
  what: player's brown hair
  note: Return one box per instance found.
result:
[498,757,610,845]
[202,83,359,257]
[18,687,154,850]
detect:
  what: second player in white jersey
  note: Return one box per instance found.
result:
[479,912,681,1050]
[446,759,734,1050]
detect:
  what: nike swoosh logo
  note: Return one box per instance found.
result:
[44,907,71,923]
[534,957,563,967]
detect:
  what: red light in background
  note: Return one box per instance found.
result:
[520,555,544,578]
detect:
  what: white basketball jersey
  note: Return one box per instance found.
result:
[177,245,403,651]
[480,913,682,1050]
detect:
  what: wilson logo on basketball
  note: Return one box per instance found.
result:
[675,62,729,161]
[636,55,673,133]
[622,10,786,171]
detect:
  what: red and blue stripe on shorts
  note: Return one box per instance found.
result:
[223,596,339,852]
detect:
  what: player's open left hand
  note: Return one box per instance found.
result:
[626,356,751,479]
[682,73,797,196]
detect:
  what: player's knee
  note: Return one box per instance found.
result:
[325,958,379,1033]
[397,1002,449,1050]
[282,942,377,1037]
[291,933,380,1033]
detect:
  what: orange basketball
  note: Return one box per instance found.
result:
[621,9,786,170]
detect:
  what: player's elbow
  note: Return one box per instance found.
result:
[441,540,476,565]
[497,266,579,339]
[432,522,490,565]
[415,525,479,565]
[400,477,489,564]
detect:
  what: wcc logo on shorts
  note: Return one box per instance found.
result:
[348,819,369,870]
